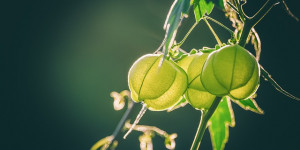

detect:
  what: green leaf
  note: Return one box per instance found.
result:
[232,98,264,114]
[191,0,224,9]
[208,97,235,150]
[212,0,225,9]
[167,96,188,112]
[193,0,214,22]
[164,0,191,56]
[260,65,300,101]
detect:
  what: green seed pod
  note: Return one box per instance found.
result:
[201,44,260,100]
[128,54,188,111]
[177,52,216,110]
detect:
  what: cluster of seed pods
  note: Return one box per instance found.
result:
[128,44,260,111]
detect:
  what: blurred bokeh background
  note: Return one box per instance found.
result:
[7,0,300,149]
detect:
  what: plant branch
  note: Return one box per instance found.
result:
[281,0,299,21]
[233,0,248,22]
[205,16,234,36]
[173,21,199,50]
[190,97,222,150]
[125,121,169,138]
[239,0,278,47]
[227,1,238,13]
[203,18,222,46]
[260,65,300,101]
[250,0,279,27]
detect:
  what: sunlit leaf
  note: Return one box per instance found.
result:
[163,0,190,56]
[212,0,225,9]
[193,0,214,22]
[169,47,189,62]
[232,98,264,114]
[167,97,188,112]
[208,97,235,150]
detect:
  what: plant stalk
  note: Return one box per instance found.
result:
[190,97,222,150]
[205,16,234,35]
[174,21,199,49]
[238,0,278,47]
[233,0,248,22]
[203,18,222,46]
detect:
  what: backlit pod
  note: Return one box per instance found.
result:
[201,44,260,100]
[128,54,188,111]
[177,52,216,110]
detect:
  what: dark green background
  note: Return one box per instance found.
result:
[7,0,300,149]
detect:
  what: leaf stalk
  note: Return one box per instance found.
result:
[203,18,222,46]
[204,16,234,36]
[174,21,199,49]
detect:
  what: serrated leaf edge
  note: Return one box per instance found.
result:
[208,97,235,150]
[232,98,264,114]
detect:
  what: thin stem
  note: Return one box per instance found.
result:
[260,65,300,101]
[123,104,147,139]
[281,0,299,21]
[205,16,234,35]
[190,97,222,150]
[124,121,169,138]
[251,0,278,27]
[107,100,136,148]
[174,21,199,49]
[227,1,238,13]
[203,18,222,46]
[154,38,166,54]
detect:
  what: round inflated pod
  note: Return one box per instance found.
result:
[128,54,188,111]
[177,52,216,110]
[201,44,260,100]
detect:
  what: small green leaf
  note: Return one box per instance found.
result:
[191,0,224,9]
[167,97,188,112]
[164,0,191,56]
[212,0,225,9]
[169,47,188,62]
[232,98,264,114]
[208,97,235,150]
[260,65,300,101]
[193,0,214,22]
